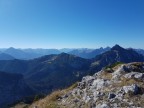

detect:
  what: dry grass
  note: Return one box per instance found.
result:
[29,83,78,108]
[123,94,144,107]
[29,92,59,108]
[112,64,124,71]
[111,76,144,93]
[11,102,29,108]
[65,83,78,91]
[29,90,64,108]
[100,71,112,80]
[119,77,144,87]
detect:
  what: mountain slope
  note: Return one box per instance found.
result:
[0,53,15,60]
[135,49,144,56]
[91,45,144,70]
[25,53,91,94]
[0,59,28,74]
[0,72,34,108]
[0,53,91,94]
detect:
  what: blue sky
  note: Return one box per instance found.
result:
[0,0,144,49]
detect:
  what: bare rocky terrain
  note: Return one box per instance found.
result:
[28,62,144,108]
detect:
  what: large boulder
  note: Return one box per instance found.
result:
[112,65,126,80]
[123,84,140,95]
[91,79,110,90]
[96,103,110,108]
[124,72,144,80]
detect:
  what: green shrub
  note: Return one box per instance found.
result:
[105,62,123,69]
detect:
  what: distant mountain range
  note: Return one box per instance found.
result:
[134,48,144,56]
[68,47,110,59]
[0,47,110,60]
[0,45,144,107]
[0,46,143,60]
[0,47,62,60]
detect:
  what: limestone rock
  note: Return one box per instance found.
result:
[124,72,144,79]
[96,103,110,108]
[123,84,140,95]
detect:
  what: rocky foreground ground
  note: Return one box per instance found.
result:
[58,62,144,108]
[19,62,144,108]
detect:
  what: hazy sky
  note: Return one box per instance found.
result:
[0,0,144,48]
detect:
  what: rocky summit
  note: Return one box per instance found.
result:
[29,62,144,108]
[58,62,144,108]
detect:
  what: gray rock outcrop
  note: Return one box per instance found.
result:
[58,62,144,108]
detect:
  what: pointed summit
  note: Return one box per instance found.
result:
[93,44,144,67]
[7,47,16,51]
[4,47,28,59]
[59,52,69,56]
[111,44,124,51]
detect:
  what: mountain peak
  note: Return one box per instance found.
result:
[8,47,15,50]
[58,52,78,59]
[111,44,124,51]
[60,52,69,55]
